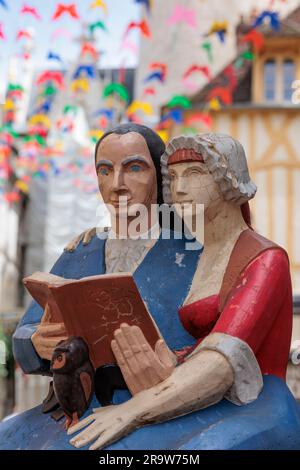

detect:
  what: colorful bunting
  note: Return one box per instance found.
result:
[167,5,197,28]
[186,113,212,129]
[252,10,280,31]
[90,0,108,14]
[28,115,52,129]
[92,108,114,120]
[207,21,228,43]
[166,95,192,109]
[143,87,156,96]
[47,51,63,63]
[81,42,98,60]
[21,4,41,20]
[89,21,107,34]
[41,85,58,97]
[161,109,183,124]
[51,27,72,40]
[183,65,211,81]
[73,65,96,79]
[16,29,32,41]
[127,101,153,116]
[144,71,165,83]
[121,38,138,55]
[52,3,80,21]
[124,20,151,38]
[202,41,213,63]
[36,71,64,89]
[135,0,151,12]
[103,83,129,102]
[0,23,5,40]
[241,29,265,52]
[207,87,233,105]
[63,105,77,114]
[71,78,90,93]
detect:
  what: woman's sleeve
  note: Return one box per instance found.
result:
[212,248,291,353]
[191,248,291,405]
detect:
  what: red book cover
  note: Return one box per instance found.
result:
[23,272,160,368]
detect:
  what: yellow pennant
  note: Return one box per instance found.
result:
[3,99,16,111]
[71,78,90,93]
[28,114,52,128]
[90,0,108,14]
[89,129,104,140]
[157,130,169,144]
[208,98,221,111]
[127,100,153,116]
[15,180,29,194]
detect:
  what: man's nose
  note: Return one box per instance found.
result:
[111,168,126,191]
[175,176,188,195]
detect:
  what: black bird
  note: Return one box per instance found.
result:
[50,337,94,429]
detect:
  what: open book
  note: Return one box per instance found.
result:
[23,272,160,368]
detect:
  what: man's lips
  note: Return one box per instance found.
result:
[109,198,132,206]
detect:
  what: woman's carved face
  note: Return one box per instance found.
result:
[168,161,223,211]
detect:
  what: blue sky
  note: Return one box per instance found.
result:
[0,0,141,90]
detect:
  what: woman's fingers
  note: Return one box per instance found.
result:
[117,324,160,389]
[70,421,104,448]
[68,414,96,435]
[64,232,84,252]
[132,326,169,380]
[111,339,143,395]
[155,339,177,369]
[83,228,96,245]
[114,327,149,389]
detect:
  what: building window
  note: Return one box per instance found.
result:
[283,59,296,101]
[264,59,276,101]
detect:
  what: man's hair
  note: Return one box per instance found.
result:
[94,123,165,205]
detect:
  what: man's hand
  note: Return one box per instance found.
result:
[111,323,177,395]
[31,308,68,360]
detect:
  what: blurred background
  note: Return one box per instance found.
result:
[1,0,300,420]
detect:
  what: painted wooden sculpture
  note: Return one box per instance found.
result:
[51,337,94,429]
[1,127,300,450]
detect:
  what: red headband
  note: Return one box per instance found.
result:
[168,148,204,166]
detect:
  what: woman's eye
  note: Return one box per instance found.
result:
[129,164,142,173]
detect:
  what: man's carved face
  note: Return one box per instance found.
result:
[96,132,157,217]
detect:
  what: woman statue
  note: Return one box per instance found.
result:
[67,133,300,450]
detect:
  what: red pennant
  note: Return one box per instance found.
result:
[52,3,80,21]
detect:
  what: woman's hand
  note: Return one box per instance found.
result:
[68,348,234,450]
[64,228,96,252]
[68,402,139,450]
[111,323,177,395]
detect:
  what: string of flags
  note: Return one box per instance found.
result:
[0,0,283,202]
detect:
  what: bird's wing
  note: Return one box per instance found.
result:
[80,371,92,403]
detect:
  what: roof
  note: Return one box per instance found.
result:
[190,6,300,107]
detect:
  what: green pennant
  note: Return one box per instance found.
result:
[89,21,108,34]
[166,95,191,109]
[202,41,213,63]
[103,83,129,102]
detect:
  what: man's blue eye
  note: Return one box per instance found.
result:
[130,164,141,172]
[100,168,109,176]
